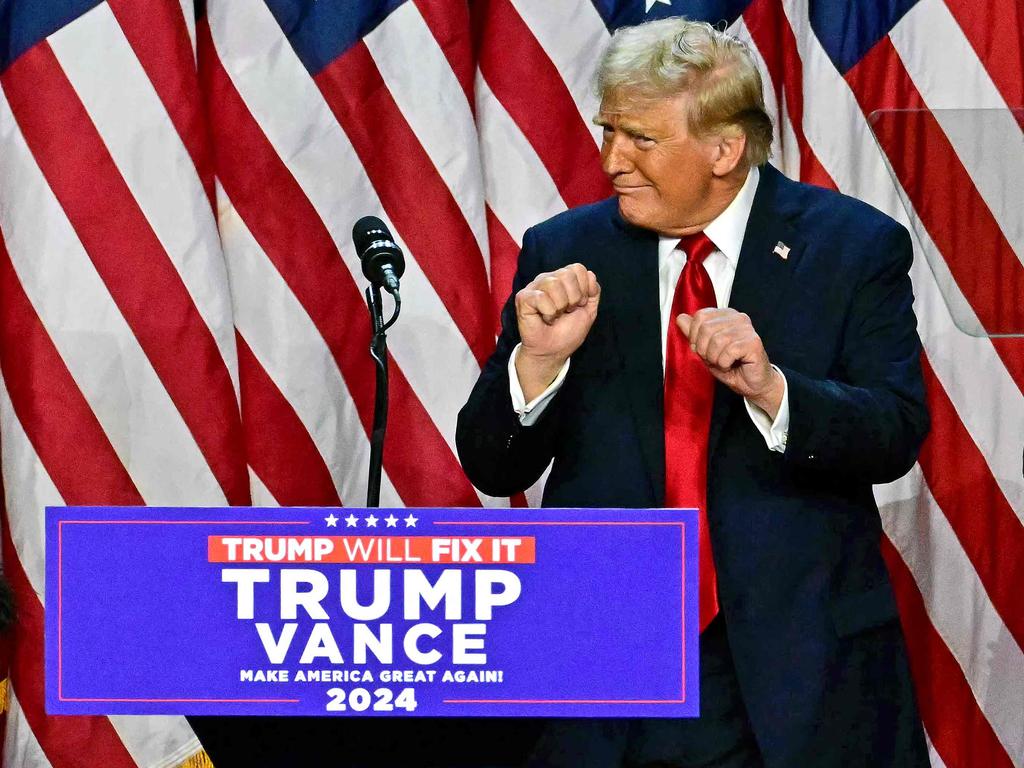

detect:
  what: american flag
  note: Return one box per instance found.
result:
[0,0,1020,766]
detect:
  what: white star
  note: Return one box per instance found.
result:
[404,513,418,528]
[645,0,671,11]
[344,514,359,528]
[365,514,379,528]
[325,513,339,527]
[385,514,399,528]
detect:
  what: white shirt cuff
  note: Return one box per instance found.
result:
[744,365,790,453]
[508,343,571,426]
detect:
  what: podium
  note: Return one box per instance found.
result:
[47,505,700,718]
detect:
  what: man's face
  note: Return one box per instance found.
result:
[597,90,718,236]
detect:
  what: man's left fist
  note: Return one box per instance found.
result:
[677,308,785,419]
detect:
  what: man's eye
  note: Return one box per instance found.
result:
[634,135,655,147]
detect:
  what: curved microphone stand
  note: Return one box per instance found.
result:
[365,284,401,508]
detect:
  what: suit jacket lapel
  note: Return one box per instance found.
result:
[603,206,665,505]
[708,163,806,461]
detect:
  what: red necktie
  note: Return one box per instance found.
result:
[664,232,719,633]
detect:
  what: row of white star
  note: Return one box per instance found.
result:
[324,513,418,529]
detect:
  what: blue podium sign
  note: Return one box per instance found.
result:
[46,506,698,717]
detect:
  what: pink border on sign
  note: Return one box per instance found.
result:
[57,519,308,705]
[430,520,688,707]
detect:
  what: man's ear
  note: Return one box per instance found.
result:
[710,130,747,177]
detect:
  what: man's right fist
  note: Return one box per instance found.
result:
[514,263,600,400]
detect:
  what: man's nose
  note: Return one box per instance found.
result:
[601,135,633,176]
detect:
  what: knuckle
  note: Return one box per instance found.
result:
[540,279,564,298]
[529,277,551,294]
[516,288,537,305]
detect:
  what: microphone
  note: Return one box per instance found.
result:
[353,216,405,295]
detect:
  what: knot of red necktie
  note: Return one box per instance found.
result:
[677,231,717,268]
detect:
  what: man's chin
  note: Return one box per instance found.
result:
[616,197,653,231]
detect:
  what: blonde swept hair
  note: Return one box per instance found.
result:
[595,18,773,166]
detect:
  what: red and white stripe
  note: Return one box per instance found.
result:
[0,0,237,764]
[201,0,487,509]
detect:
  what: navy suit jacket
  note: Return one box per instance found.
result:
[457,164,930,766]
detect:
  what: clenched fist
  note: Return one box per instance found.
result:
[677,307,785,418]
[514,263,601,401]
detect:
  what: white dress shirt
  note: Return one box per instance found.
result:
[508,166,789,453]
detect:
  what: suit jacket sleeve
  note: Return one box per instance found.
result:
[779,222,929,483]
[456,226,565,497]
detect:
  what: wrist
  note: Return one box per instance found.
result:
[750,366,785,420]
[515,347,568,402]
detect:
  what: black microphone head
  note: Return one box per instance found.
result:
[353,216,406,287]
[352,215,390,255]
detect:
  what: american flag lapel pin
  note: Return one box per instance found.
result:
[773,241,791,260]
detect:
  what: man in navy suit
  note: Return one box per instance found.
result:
[457,17,930,768]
